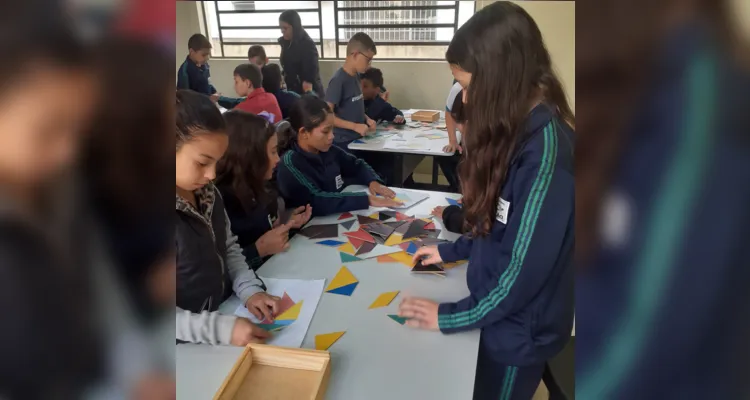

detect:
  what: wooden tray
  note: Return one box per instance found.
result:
[411,110,440,122]
[214,344,331,400]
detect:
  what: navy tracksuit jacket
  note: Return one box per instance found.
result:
[364,96,404,123]
[276,143,382,217]
[437,104,575,399]
[176,56,216,95]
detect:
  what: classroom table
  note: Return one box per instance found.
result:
[347,109,462,188]
[176,187,480,400]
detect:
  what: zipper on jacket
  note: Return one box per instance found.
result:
[181,206,226,299]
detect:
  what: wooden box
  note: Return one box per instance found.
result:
[214,344,331,400]
[410,110,440,122]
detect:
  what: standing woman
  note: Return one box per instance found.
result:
[278,10,325,97]
[399,2,575,399]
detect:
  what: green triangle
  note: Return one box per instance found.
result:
[340,252,363,263]
[388,314,409,325]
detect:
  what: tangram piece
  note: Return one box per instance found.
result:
[338,212,354,220]
[412,260,445,276]
[364,223,396,240]
[368,213,379,219]
[338,242,357,255]
[383,220,407,230]
[344,229,376,244]
[388,251,416,267]
[357,214,380,226]
[317,239,345,247]
[355,244,402,259]
[419,237,449,247]
[325,266,358,291]
[340,252,363,263]
[300,223,339,239]
[298,224,327,238]
[388,314,409,325]
[348,236,365,249]
[443,260,469,269]
[340,219,356,230]
[355,241,376,256]
[378,212,392,221]
[395,212,411,221]
[446,197,461,206]
[315,331,346,350]
[369,291,400,309]
[403,220,429,240]
[394,220,411,235]
[423,222,436,230]
[398,242,412,252]
[372,234,386,245]
[377,254,398,263]
[257,323,288,332]
[424,229,442,239]
[405,242,419,255]
[327,282,358,295]
[384,233,409,247]
[276,300,304,321]
[381,210,398,219]
[260,292,296,324]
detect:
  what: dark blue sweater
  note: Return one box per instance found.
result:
[176,56,216,95]
[364,96,404,123]
[436,104,575,367]
[276,143,382,216]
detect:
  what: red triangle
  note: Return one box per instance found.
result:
[395,212,410,221]
[338,212,353,220]
[348,236,365,249]
[423,222,436,230]
[398,242,412,251]
[343,229,376,244]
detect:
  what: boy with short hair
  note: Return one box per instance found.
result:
[233,64,283,124]
[177,33,217,95]
[361,67,405,124]
[247,45,268,67]
[325,32,378,145]
[261,63,300,119]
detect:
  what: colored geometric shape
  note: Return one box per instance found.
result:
[325,266,358,292]
[340,219,356,230]
[369,291,400,309]
[384,220,407,230]
[369,213,379,219]
[355,241,376,256]
[423,222,436,230]
[412,260,445,274]
[257,323,288,332]
[378,212,391,221]
[276,300,303,321]
[388,315,409,325]
[338,242,357,255]
[357,215,380,225]
[259,292,296,324]
[388,251,416,267]
[298,224,327,238]
[327,282,358,296]
[405,242,419,255]
[403,220,429,239]
[315,331,346,350]
[394,221,411,235]
[317,239,345,247]
[398,242,412,252]
[348,236,365,249]
[340,252,363,263]
[338,212,353,220]
[395,212,411,221]
[344,229,376,244]
[381,210,398,219]
[377,254,398,263]
[446,197,461,206]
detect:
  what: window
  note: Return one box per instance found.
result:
[199,1,474,60]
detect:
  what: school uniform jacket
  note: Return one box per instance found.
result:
[276,143,382,217]
[364,96,405,123]
[437,104,575,366]
[176,56,216,95]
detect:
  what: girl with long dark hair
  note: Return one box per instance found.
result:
[398,3,575,399]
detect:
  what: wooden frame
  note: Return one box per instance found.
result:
[214,344,331,400]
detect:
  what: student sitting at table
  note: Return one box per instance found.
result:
[177,33,217,96]
[276,96,403,216]
[216,110,312,270]
[361,67,405,124]
[175,90,281,346]
[247,45,268,67]
[261,63,301,120]
[231,64,283,124]
[399,3,575,399]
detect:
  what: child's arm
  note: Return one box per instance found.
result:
[325,78,368,135]
[300,43,320,92]
[437,148,574,334]
[278,152,370,216]
[217,96,244,110]
[175,307,237,345]
[437,235,473,262]
[373,98,405,124]
[333,145,383,186]
[442,205,464,234]
[223,211,267,304]
[445,111,459,149]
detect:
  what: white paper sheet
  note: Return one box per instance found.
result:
[234,277,325,348]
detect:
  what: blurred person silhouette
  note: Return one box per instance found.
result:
[576,0,750,398]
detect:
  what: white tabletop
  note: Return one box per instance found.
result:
[176,187,479,400]
[348,109,461,156]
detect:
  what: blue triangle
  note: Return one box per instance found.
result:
[446,197,461,206]
[406,242,419,255]
[327,282,358,296]
[340,252,363,263]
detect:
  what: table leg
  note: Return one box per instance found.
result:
[431,157,439,185]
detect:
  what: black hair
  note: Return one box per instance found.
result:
[247,45,266,60]
[347,32,377,55]
[450,90,466,124]
[279,10,308,42]
[261,64,283,93]
[188,33,212,51]
[233,63,262,89]
[361,67,384,88]
[278,95,330,154]
[176,90,225,150]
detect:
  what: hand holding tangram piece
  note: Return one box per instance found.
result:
[256,292,303,331]
[369,291,399,309]
[325,266,359,296]
[412,258,446,277]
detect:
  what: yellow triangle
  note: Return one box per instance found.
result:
[338,241,356,255]
[276,300,303,321]
[369,213,379,219]
[315,331,346,350]
[421,218,432,223]
[389,251,415,267]
[368,291,400,309]
[325,266,358,291]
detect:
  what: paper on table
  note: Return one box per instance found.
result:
[234,277,325,348]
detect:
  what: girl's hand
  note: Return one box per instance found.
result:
[256,223,292,257]
[369,182,395,198]
[244,292,281,322]
[431,206,445,219]
[231,317,271,346]
[394,115,405,124]
[398,297,439,331]
[412,246,443,265]
[288,205,312,229]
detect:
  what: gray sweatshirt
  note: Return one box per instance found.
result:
[175,210,265,345]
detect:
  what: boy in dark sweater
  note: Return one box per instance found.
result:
[361,68,405,124]
[176,34,217,95]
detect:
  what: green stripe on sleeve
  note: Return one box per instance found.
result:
[282,152,369,198]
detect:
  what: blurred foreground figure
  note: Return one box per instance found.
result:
[576,0,750,399]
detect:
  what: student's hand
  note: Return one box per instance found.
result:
[302,81,313,93]
[394,115,405,124]
[209,93,220,103]
[289,204,312,229]
[256,222,292,257]
[366,117,377,131]
[131,373,175,400]
[369,181,395,198]
[412,245,443,265]
[398,297,439,331]
[431,206,445,219]
[443,141,463,154]
[380,89,390,102]
[231,317,271,346]
[245,292,281,322]
[369,195,403,209]
[354,123,369,137]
